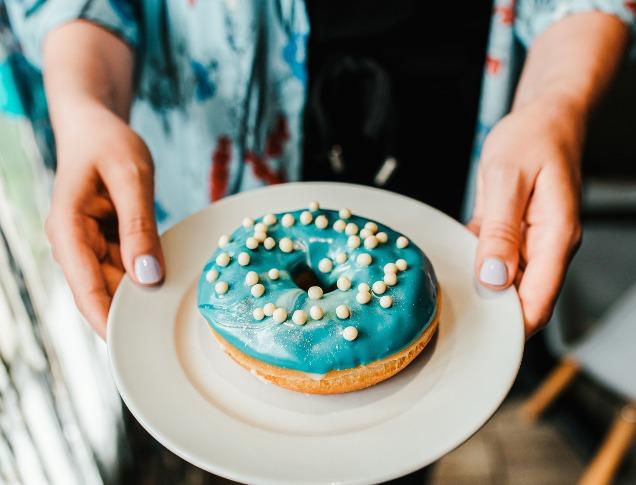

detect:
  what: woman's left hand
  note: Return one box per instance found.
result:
[468,94,584,337]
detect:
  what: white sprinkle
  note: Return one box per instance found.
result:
[333,219,346,232]
[358,283,370,293]
[218,234,230,248]
[205,269,219,282]
[268,268,280,280]
[337,276,351,291]
[318,258,333,273]
[310,305,324,320]
[380,295,393,308]
[384,272,397,286]
[215,281,229,294]
[264,237,276,250]
[246,237,259,249]
[263,303,276,316]
[335,252,348,264]
[396,258,408,271]
[308,286,323,300]
[376,232,388,243]
[300,211,313,225]
[309,201,320,212]
[384,263,398,274]
[292,310,308,325]
[315,215,328,229]
[238,252,250,266]
[273,308,288,323]
[357,253,372,266]
[254,230,267,243]
[347,235,361,249]
[263,213,277,226]
[254,222,268,233]
[253,308,265,320]
[396,236,409,248]
[364,235,379,249]
[216,252,231,267]
[279,237,294,253]
[245,271,259,286]
[336,304,350,319]
[342,326,358,341]
[372,281,387,294]
[251,283,265,298]
[242,217,254,228]
[339,208,352,219]
[360,228,371,239]
[356,291,371,304]
[345,223,359,235]
[364,222,378,234]
[282,213,295,227]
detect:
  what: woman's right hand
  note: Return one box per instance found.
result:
[45,104,164,338]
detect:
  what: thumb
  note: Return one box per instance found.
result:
[475,166,532,290]
[103,156,164,286]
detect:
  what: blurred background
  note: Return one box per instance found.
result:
[1,2,636,485]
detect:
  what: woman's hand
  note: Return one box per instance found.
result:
[45,104,164,338]
[468,94,583,337]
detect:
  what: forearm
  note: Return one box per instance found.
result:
[513,11,629,119]
[43,21,134,137]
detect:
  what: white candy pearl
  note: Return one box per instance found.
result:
[315,215,329,229]
[358,283,370,293]
[300,211,313,225]
[335,252,348,264]
[292,310,308,325]
[310,305,324,320]
[380,295,393,308]
[345,223,359,235]
[356,291,371,304]
[396,236,409,248]
[337,276,351,291]
[396,258,408,271]
[254,231,267,243]
[215,281,229,294]
[218,234,230,248]
[372,281,387,294]
[205,269,219,282]
[279,237,293,253]
[376,232,388,243]
[268,268,280,280]
[263,303,276,316]
[336,304,350,319]
[238,252,250,266]
[364,235,379,249]
[216,252,231,267]
[384,263,398,274]
[251,283,265,298]
[342,326,358,341]
[264,237,276,250]
[253,307,265,321]
[333,219,346,232]
[273,308,288,323]
[339,208,352,219]
[242,217,254,228]
[263,213,277,226]
[282,213,295,227]
[309,201,320,212]
[360,228,371,239]
[384,272,397,286]
[347,235,361,249]
[357,253,372,266]
[254,222,268,233]
[308,286,323,300]
[364,222,378,234]
[246,237,259,249]
[245,271,259,286]
[318,258,333,273]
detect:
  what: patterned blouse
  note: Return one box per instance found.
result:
[2,0,635,229]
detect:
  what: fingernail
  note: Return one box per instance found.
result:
[479,257,507,287]
[134,255,161,284]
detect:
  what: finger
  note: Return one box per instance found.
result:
[475,165,533,290]
[102,263,125,297]
[100,156,164,286]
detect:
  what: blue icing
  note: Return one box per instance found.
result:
[197,209,438,374]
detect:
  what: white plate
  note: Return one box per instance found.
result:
[108,182,524,485]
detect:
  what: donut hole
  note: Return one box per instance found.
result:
[290,262,337,293]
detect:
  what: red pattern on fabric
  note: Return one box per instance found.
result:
[626,1,636,13]
[245,114,289,185]
[210,136,232,201]
[486,55,502,75]
[494,6,514,25]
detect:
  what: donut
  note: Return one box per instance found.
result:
[197,203,440,394]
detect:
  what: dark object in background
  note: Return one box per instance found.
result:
[303,0,491,220]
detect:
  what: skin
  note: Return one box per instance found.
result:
[43,14,628,340]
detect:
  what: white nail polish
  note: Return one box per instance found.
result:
[135,255,161,284]
[479,257,507,287]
